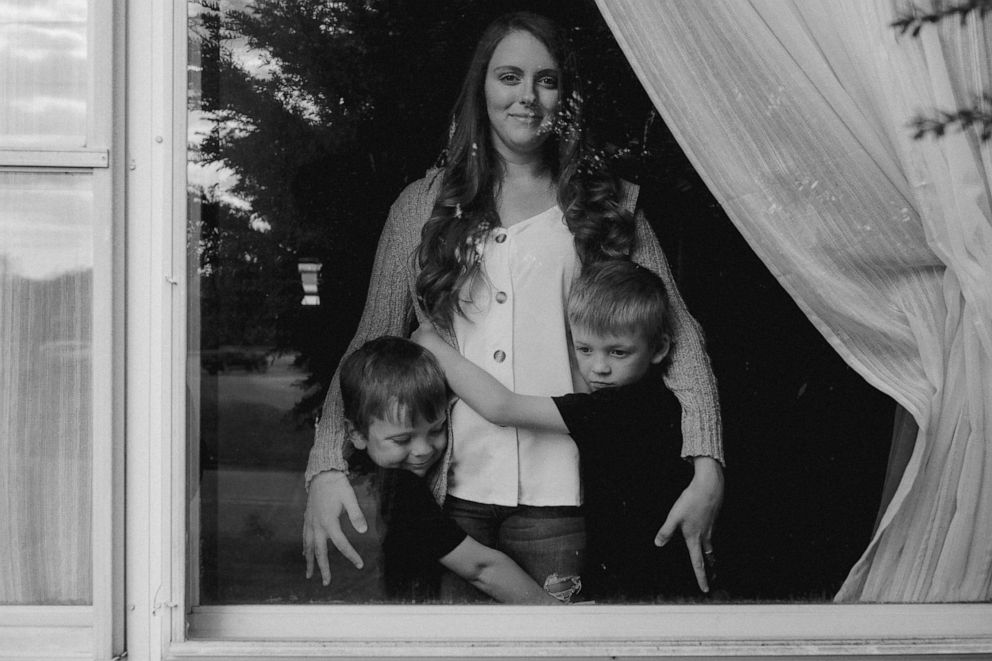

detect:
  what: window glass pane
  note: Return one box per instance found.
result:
[187,0,896,607]
[0,171,93,604]
[0,0,88,147]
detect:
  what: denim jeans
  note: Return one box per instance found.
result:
[440,495,586,602]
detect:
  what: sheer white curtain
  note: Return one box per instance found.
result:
[596,0,991,601]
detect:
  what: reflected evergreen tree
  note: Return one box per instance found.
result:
[189,0,470,428]
[187,0,669,428]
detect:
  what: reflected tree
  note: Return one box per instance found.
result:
[187,0,667,425]
[189,0,464,424]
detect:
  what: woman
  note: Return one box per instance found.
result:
[302,11,723,598]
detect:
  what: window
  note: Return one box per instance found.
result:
[0,0,121,658]
[185,0,904,609]
[119,0,992,658]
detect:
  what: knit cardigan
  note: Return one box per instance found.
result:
[305,170,724,503]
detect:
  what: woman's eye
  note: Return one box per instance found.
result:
[538,75,559,88]
[499,72,520,84]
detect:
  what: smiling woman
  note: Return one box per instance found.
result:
[484,31,562,159]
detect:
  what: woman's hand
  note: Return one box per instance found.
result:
[654,456,724,593]
[303,469,368,586]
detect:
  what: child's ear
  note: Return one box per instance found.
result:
[344,419,368,450]
[651,335,671,365]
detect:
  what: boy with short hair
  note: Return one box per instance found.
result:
[338,336,559,604]
[414,259,696,600]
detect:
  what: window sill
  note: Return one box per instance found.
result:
[177,603,992,659]
[0,606,94,659]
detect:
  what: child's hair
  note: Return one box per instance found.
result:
[568,259,672,353]
[338,336,449,435]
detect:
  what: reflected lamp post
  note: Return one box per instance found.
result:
[297,259,321,306]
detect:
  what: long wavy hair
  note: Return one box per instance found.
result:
[415,11,636,330]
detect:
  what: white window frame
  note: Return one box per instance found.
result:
[0,0,124,659]
[122,1,992,659]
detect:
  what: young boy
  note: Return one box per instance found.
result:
[338,336,559,604]
[413,259,696,601]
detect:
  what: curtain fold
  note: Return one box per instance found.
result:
[596,0,991,601]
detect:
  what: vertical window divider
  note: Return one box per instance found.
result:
[170,0,192,647]
[89,0,123,655]
[109,0,128,655]
[124,0,187,657]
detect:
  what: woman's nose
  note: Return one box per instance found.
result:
[520,82,536,106]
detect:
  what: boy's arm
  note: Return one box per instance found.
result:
[412,326,568,433]
[440,536,561,604]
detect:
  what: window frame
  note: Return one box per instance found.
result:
[122,0,992,659]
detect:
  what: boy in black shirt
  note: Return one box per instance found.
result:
[338,336,558,603]
[414,260,699,600]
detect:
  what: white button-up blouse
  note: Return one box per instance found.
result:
[448,206,587,506]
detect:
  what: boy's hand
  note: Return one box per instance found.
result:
[303,469,368,586]
[654,456,723,593]
[411,323,440,348]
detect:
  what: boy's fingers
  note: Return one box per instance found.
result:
[314,535,331,586]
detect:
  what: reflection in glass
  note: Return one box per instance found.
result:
[0,0,88,146]
[187,1,378,604]
[0,172,93,604]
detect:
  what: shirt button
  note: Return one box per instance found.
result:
[493,350,506,363]
[495,291,507,304]
[494,232,507,244]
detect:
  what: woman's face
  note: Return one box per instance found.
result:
[484,30,561,162]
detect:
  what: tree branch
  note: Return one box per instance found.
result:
[909,93,992,142]
[891,0,992,36]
